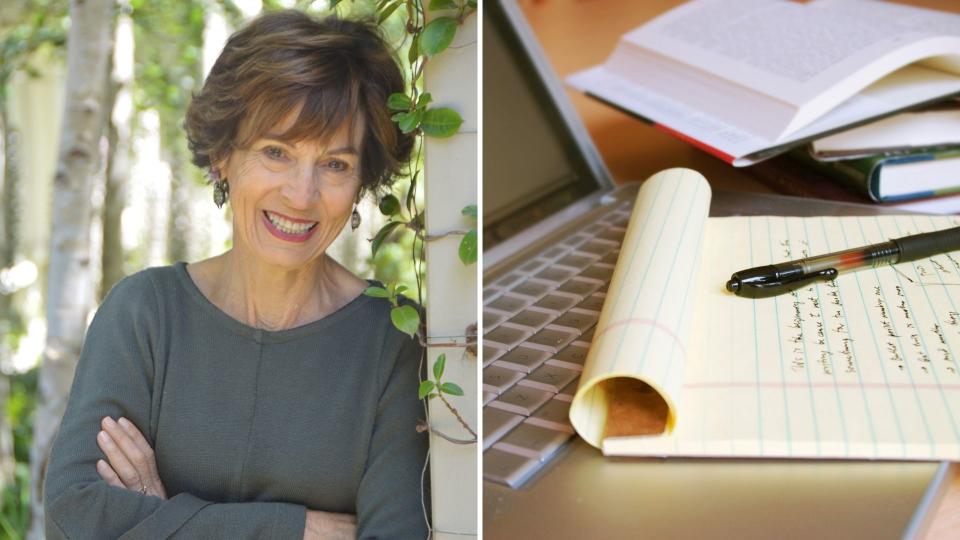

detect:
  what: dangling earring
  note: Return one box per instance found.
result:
[351,190,362,231]
[211,168,229,209]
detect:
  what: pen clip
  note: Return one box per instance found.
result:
[738,267,838,299]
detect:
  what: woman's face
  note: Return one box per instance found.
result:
[220,112,364,271]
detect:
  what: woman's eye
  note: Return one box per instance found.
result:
[264,146,286,160]
[325,159,349,172]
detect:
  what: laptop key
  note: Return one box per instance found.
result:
[600,250,621,265]
[486,293,530,314]
[576,238,618,256]
[485,324,530,349]
[535,266,577,284]
[519,363,580,393]
[574,327,595,347]
[548,343,590,371]
[556,278,602,298]
[483,365,524,394]
[551,309,599,334]
[598,227,626,243]
[482,345,505,367]
[517,258,547,275]
[539,245,569,260]
[496,346,551,373]
[561,233,592,248]
[483,448,540,488]
[506,309,554,331]
[483,287,502,303]
[534,293,580,313]
[483,309,507,329]
[555,376,581,402]
[510,279,552,299]
[494,273,525,289]
[526,399,574,433]
[494,422,573,461]
[484,407,524,450]
[580,264,615,282]
[555,253,598,270]
[526,327,577,353]
[583,223,607,236]
[576,293,606,313]
[489,385,554,416]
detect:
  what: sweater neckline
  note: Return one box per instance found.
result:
[173,260,375,343]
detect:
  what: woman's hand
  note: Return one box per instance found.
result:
[95,416,168,499]
[303,510,356,540]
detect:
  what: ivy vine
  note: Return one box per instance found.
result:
[337,0,478,444]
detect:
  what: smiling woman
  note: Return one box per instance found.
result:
[42,9,425,540]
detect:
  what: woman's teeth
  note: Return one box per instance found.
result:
[265,211,317,235]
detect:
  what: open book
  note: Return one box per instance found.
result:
[567,0,960,166]
[570,168,960,460]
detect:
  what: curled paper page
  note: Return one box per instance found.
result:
[569,168,712,448]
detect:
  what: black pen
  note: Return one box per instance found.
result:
[725,226,960,299]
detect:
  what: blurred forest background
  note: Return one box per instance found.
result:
[0,0,419,537]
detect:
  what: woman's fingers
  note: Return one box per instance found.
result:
[116,417,162,481]
[97,423,140,489]
[96,459,125,488]
[98,416,167,498]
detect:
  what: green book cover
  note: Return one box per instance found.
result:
[793,147,960,202]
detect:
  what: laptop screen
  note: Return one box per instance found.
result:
[483,2,604,250]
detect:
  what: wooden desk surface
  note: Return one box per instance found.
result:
[515,0,960,537]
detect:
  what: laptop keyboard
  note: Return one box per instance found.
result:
[482,200,632,488]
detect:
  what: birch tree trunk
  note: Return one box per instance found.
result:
[29,1,114,537]
[101,12,135,300]
[0,102,16,496]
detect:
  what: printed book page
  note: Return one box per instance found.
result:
[631,0,960,106]
[570,168,960,460]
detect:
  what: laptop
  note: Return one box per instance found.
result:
[482,1,953,538]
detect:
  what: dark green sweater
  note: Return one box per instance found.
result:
[44,262,428,539]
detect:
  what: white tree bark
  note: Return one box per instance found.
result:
[28,0,114,538]
[101,11,135,300]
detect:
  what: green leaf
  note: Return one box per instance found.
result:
[392,110,423,133]
[420,17,457,57]
[379,194,401,216]
[421,107,463,138]
[429,0,458,10]
[371,220,403,256]
[395,284,409,295]
[468,0,477,7]
[387,92,412,111]
[408,33,420,64]
[406,171,419,214]
[461,204,477,220]
[440,382,464,396]
[391,304,421,337]
[459,229,477,265]
[418,380,436,400]
[416,92,432,110]
[433,353,446,380]
[378,1,401,24]
[363,286,390,298]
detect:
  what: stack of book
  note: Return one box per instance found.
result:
[567,0,960,212]
[750,99,960,214]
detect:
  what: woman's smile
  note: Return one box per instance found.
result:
[261,209,319,243]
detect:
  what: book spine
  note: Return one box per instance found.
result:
[744,155,868,203]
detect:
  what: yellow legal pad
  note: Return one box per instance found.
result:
[570,168,960,460]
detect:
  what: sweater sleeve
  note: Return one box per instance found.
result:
[355,327,431,539]
[43,271,307,540]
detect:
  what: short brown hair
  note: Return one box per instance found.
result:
[184,10,413,193]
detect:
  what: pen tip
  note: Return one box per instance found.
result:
[725,279,739,293]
